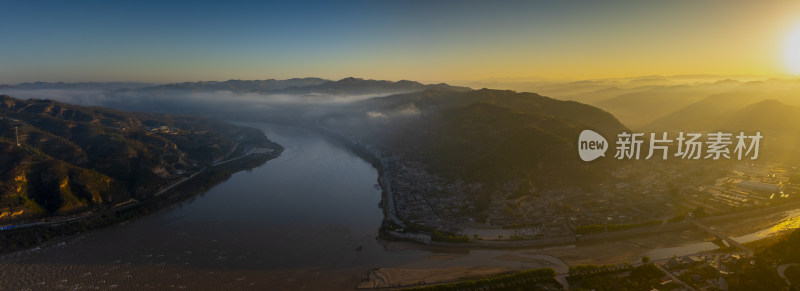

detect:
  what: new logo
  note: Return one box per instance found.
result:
[578,130,608,162]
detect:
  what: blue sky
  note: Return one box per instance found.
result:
[2,1,800,83]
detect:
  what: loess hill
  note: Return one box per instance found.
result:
[0,95,266,222]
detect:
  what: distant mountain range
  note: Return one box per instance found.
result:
[724,99,800,133]
[117,77,445,96]
[0,95,265,220]
[651,96,800,162]
[645,93,800,133]
[122,78,329,93]
[0,81,154,91]
[472,77,800,131]
[1,77,461,96]
[593,81,742,129]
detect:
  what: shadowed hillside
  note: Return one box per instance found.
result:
[0,95,267,222]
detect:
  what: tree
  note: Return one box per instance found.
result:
[642,256,650,264]
[790,172,800,185]
[693,206,708,218]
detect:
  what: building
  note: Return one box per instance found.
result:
[737,180,783,193]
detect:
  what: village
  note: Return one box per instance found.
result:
[382,154,797,243]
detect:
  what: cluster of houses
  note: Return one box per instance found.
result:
[147,125,180,134]
[390,162,450,230]
[688,163,792,215]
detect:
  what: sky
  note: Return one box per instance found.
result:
[2,0,800,84]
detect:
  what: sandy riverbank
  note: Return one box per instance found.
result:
[358,249,568,288]
[358,206,800,289]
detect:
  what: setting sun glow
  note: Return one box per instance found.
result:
[786,24,800,75]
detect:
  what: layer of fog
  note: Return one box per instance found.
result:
[366,103,421,119]
[0,88,423,130]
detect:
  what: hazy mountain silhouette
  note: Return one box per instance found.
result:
[126,78,328,93]
[721,99,800,133]
[123,77,445,96]
[644,92,765,131]
[594,82,741,129]
[0,81,153,91]
[646,92,800,133]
